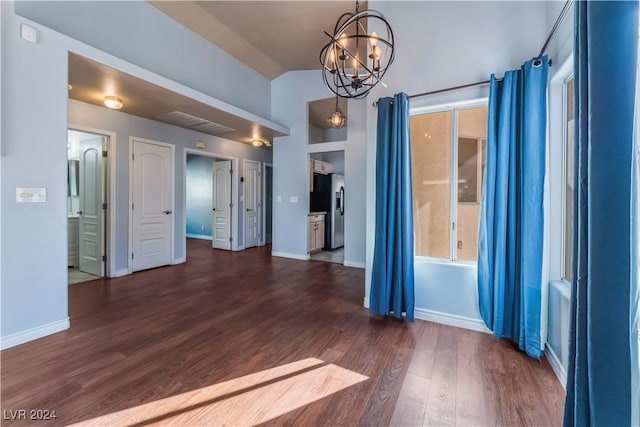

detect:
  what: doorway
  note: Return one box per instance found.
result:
[67,128,109,285]
[185,152,235,252]
[309,150,345,265]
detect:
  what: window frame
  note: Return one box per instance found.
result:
[410,98,488,265]
[561,74,575,285]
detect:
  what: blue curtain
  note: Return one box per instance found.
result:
[632,89,640,427]
[564,2,639,426]
[370,93,415,322]
[477,57,548,358]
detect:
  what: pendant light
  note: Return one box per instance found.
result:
[319,0,395,99]
[327,96,347,129]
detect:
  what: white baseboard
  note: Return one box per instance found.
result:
[344,260,365,269]
[545,345,567,389]
[113,268,130,278]
[414,308,491,333]
[272,251,310,261]
[1,318,70,350]
[173,257,186,264]
[234,245,245,251]
[186,233,212,241]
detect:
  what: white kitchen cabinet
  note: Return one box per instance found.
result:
[308,213,325,253]
[68,217,79,267]
[312,159,333,175]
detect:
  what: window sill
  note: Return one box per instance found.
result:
[414,256,477,268]
[550,279,571,301]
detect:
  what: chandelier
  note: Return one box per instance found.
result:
[327,96,347,129]
[319,0,395,99]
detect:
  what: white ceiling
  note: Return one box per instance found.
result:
[149,1,365,79]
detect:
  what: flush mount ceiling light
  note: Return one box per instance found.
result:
[103,96,123,110]
[319,0,395,99]
[252,139,263,147]
[327,96,347,129]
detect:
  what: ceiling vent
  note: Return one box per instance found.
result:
[157,111,236,135]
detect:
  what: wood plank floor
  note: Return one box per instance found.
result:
[1,239,564,426]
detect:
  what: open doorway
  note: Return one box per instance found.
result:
[67,128,110,285]
[309,150,345,265]
[185,151,236,254]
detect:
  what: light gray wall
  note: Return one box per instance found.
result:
[364,1,547,320]
[14,1,271,118]
[0,0,273,341]
[69,99,272,269]
[271,70,367,266]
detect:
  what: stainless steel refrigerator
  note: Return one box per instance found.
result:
[310,173,344,250]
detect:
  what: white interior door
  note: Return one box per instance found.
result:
[132,140,173,272]
[212,160,232,250]
[244,160,260,248]
[79,135,104,276]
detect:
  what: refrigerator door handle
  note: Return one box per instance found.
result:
[339,186,345,215]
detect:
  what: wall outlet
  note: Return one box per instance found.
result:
[457,240,463,249]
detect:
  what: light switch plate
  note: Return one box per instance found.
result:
[16,187,46,203]
[290,196,298,203]
[20,24,38,43]
[195,141,206,149]
[276,195,282,203]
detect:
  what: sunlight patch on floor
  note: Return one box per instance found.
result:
[68,358,368,426]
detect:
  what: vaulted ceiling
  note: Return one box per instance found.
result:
[149,1,365,79]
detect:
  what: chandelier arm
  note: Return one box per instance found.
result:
[322,31,380,83]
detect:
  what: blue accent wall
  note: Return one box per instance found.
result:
[186,154,213,238]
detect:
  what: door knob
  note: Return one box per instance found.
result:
[163,210,172,215]
[212,208,216,211]
[77,210,83,215]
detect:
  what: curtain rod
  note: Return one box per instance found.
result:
[375,0,573,106]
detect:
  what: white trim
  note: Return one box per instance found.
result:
[410,97,488,116]
[271,251,310,261]
[414,308,491,333]
[186,233,213,241]
[545,345,567,389]
[363,297,370,308]
[173,257,186,264]
[129,137,176,273]
[234,245,246,251]
[184,149,239,255]
[0,318,70,350]
[343,260,365,269]
[68,124,116,278]
[114,268,130,278]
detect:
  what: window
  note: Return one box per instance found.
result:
[563,77,575,281]
[410,104,488,261]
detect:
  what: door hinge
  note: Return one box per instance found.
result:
[102,150,108,157]
[102,202,107,210]
[229,203,233,208]
[132,203,135,210]
[229,237,233,242]
[102,255,106,262]
[230,169,233,174]
[452,222,456,231]
[132,153,135,161]
[132,253,135,260]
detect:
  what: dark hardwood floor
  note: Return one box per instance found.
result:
[1,239,564,426]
